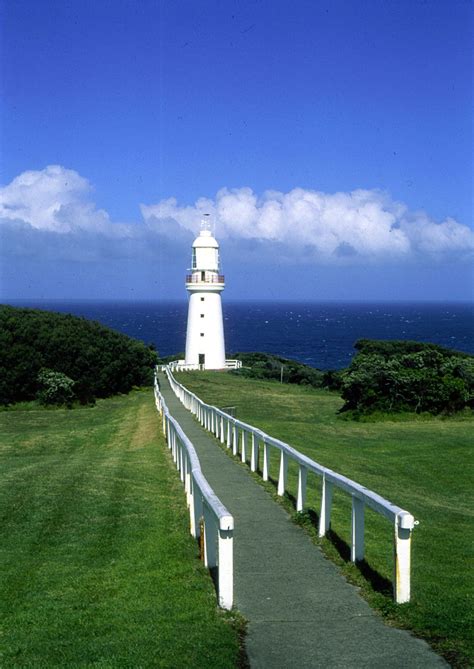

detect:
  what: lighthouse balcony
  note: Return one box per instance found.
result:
[185,274,225,285]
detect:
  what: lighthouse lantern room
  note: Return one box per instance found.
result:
[184,218,226,369]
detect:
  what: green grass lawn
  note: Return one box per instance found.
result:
[0,389,241,668]
[180,371,473,668]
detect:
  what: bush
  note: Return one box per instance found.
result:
[36,369,75,406]
[0,305,159,405]
[341,340,473,416]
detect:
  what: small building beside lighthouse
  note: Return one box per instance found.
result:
[184,219,226,369]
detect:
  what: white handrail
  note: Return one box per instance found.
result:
[165,365,417,604]
[154,372,233,609]
[162,360,242,372]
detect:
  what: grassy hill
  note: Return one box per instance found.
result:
[0,389,241,667]
[179,371,473,668]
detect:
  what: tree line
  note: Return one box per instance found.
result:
[340,339,473,416]
[0,306,158,406]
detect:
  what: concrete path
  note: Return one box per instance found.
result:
[157,372,447,668]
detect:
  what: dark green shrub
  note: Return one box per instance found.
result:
[341,340,473,416]
[0,306,158,405]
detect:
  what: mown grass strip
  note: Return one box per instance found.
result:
[0,389,241,668]
[180,371,473,668]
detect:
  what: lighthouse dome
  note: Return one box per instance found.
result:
[192,229,219,248]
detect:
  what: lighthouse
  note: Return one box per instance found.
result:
[184,218,226,369]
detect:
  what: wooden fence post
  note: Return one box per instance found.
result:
[251,433,258,472]
[351,496,365,562]
[394,515,413,603]
[277,451,288,496]
[319,476,333,537]
[241,430,247,463]
[297,466,307,512]
[263,441,270,481]
[218,529,233,610]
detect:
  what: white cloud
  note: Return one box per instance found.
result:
[141,186,474,262]
[1,166,473,267]
[0,164,126,237]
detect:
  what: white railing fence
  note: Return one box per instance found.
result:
[164,365,417,604]
[163,359,242,372]
[224,359,242,369]
[154,373,233,609]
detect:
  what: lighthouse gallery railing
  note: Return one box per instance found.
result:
[154,372,233,609]
[185,274,225,284]
[165,365,416,604]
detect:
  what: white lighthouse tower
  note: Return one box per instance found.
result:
[184,217,226,369]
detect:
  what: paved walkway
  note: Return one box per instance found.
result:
[157,372,446,668]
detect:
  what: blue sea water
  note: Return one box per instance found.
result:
[7,300,474,370]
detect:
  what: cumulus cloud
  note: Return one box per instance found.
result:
[0,164,130,237]
[141,186,474,262]
[1,166,473,268]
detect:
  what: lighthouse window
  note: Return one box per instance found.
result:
[192,248,196,268]
[200,297,205,302]
[200,333,204,337]
[200,314,204,318]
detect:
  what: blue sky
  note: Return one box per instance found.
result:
[1,0,472,301]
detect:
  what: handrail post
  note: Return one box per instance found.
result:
[226,419,231,448]
[175,437,179,469]
[203,504,217,569]
[351,496,365,562]
[250,433,258,472]
[179,442,185,482]
[319,475,333,537]
[232,424,238,456]
[189,475,197,537]
[297,465,307,512]
[277,450,288,496]
[173,430,178,463]
[241,430,247,463]
[394,516,412,603]
[220,416,225,444]
[169,424,174,458]
[218,528,233,610]
[193,481,203,541]
[184,451,191,506]
[263,441,270,481]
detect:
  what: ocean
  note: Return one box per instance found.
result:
[7,300,474,370]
